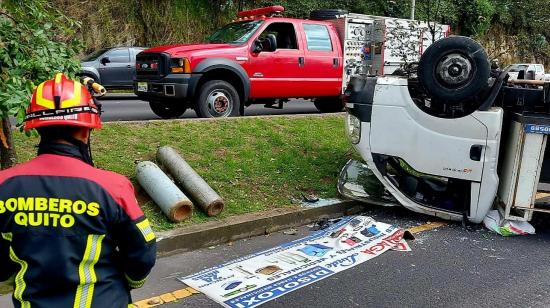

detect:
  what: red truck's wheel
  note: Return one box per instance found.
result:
[195,80,240,118]
[314,97,344,113]
[149,101,187,119]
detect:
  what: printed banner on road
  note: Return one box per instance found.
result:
[179,215,411,307]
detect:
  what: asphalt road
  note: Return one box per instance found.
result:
[99,94,320,122]
[124,206,550,308]
[2,206,550,307]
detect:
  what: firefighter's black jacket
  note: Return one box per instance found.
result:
[0,143,156,308]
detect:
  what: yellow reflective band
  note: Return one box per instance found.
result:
[54,73,63,85]
[61,80,82,108]
[1,232,12,241]
[74,234,105,308]
[9,247,30,308]
[136,219,156,242]
[125,273,147,289]
[35,81,55,109]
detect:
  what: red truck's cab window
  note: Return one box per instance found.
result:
[258,23,298,49]
[303,24,333,51]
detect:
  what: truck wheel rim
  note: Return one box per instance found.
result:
[435,53,473,88]
[207,90,232,116]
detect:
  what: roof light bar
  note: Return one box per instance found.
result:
[237,6,284,18]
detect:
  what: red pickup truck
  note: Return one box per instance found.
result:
[134,6,448,118]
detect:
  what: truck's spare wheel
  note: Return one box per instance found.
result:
[418,36,490,106]
[309,9,348,20]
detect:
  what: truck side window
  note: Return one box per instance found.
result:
[258,22,298,49]
[106,48,130,63]
[303,24,332,51]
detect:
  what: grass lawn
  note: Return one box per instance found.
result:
[13,115,353,231]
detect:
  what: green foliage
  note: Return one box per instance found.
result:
[414,0,494,37]
[0,0,82,122]
[490,0,550,63]
[251,0,409,18]
[52,0,548,65]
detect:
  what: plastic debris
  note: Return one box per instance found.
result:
[483,210,535,236]
[300,198,342,208]
[282,228,298,235]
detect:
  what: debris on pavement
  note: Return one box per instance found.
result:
[309,217,341,231]
[179,215,411,308]
[338,159,399,207]
[301,192,319,203]
[300,198,343,208]
[282,228,298,235]
[483,210,536,236]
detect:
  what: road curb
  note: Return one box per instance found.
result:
[156,200,364,256]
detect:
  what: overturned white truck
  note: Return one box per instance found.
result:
[343,36,550,224]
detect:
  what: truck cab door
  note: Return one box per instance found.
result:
[98,48,132,87]
[299,22,342,97]
[248,21,305,98]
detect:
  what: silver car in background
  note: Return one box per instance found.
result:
[506,63,546,81]
[80,47,146,89]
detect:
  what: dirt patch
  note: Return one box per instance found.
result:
[214,147,228,158]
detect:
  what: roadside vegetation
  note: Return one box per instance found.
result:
[57,0,549,66]
[14,115,352,231]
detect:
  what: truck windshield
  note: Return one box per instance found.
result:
[82,48,109,61]
[207,20,263,44]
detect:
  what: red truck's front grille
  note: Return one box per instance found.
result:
[136,52,169,79]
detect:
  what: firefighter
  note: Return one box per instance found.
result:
[0,73,156,307]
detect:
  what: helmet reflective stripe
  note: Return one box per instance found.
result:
[35,82,55,109]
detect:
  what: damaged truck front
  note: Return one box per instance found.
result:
[344,35,550,225]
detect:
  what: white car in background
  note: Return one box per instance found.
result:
[506,63,546,81]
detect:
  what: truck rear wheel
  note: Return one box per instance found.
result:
[314,97,344,113]
[195,80,240,118]
[418,36,490,105]
[149,100,188,119]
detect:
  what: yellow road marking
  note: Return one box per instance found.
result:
[133,221,449,307]
[407,221,449,234]
[132,287,200,308]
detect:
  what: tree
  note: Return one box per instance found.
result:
[0,0,82,169]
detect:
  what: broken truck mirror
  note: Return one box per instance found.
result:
[337,159,399,207]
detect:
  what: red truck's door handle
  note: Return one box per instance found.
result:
[333,58,339,68]
[298,57,305,67]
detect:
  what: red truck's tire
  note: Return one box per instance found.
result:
[195,80,241,118]
[314,97,344,113]
[149,100,187,119]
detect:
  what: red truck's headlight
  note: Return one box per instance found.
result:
[170,58,191,74]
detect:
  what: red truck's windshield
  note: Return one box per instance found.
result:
[207,20,263,44]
